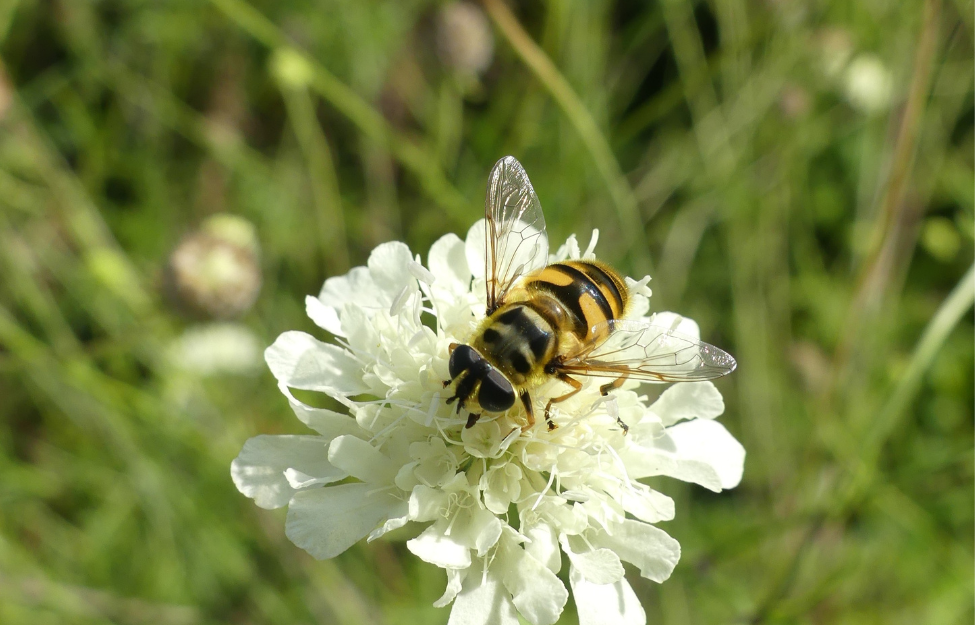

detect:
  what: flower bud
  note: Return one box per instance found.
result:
[164,214,261,319]
[436,2,494,77]
[844,54,893,114]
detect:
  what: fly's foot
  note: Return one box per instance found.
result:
[542,405,559,431]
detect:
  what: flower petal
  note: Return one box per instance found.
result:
[409,484,449,522]
[649,381,725,426]
[461,506,503,557]
[668,418,745,489]
[620,481,676,523]
[560,535,624,585]
[628,295,650,318]
[231,435,345,510]
[428,233,471,295]
[367,507,410,542]
[339,303,381,357]
[265,331,367,396]
[591,520,681,583]
[500,542,568,625]
[305,295,343,336]
[525,497,589,536]
[622,420,744,492]
[524,522,560,574]
[550,234,580,261]
[648,311,700,340]
[408,524,472,569]
[284,467,336,489]
[622,441,723,491]
[464,220,487,281]
[461,420,503,458]
[316,266,391,327]
[368,241,416,295]
[447,567,520,625]
[285,483,399,559]
[280,384,364,438]
[581,229,599,258]
[625,276,652,318]
[570,567,646,625]
[434,568,467,608]
[327,435,398,485]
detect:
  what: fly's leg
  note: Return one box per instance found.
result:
[447,371,478,415]
[519,392,535,431]
[543,373,584,431]
[599,375,630,434]
[598,375,628,396]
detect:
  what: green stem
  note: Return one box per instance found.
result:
[831,0,943,388]
[863,261,974,469]
[482,0,652,273]
[658,0,736,176]
[279,83,350,272]
[0,0,21,43]
[208,0,469,222]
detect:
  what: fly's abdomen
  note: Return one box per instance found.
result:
[525,261,629,343]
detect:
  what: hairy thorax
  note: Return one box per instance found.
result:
[471,303,558,386]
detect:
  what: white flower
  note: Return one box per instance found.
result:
[167,322,263,376]
[844,53,894,114]
[164,214,261,319]
[232,223,745,625]
[436,2,495,77]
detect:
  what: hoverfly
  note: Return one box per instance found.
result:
[444,156,736,432]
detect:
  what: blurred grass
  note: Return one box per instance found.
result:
[0,0,972,623]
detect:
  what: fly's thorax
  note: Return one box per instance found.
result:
[523,260,628,344]
[471,304,558,386]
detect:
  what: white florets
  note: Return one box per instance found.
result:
[232,223,745,625]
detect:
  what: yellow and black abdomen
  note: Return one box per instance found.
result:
[524,260,629,344]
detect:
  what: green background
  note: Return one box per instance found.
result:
[0,0,972,623]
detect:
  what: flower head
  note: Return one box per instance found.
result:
[164,214,261,319]
[436,2,495,78]
[232,223,744,624]
[844,54,893,114]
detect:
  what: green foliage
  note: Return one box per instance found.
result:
[0,0,971,623]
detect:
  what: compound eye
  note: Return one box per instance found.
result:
[449,345,482,379]
[478,369,515,413]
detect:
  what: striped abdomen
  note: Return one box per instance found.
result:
[472,261,629,387]
[523,260,628,344]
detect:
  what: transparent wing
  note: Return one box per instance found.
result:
[557,318,737,382]
[484,156,549,314]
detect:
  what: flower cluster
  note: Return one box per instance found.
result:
[232,223,744,625]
